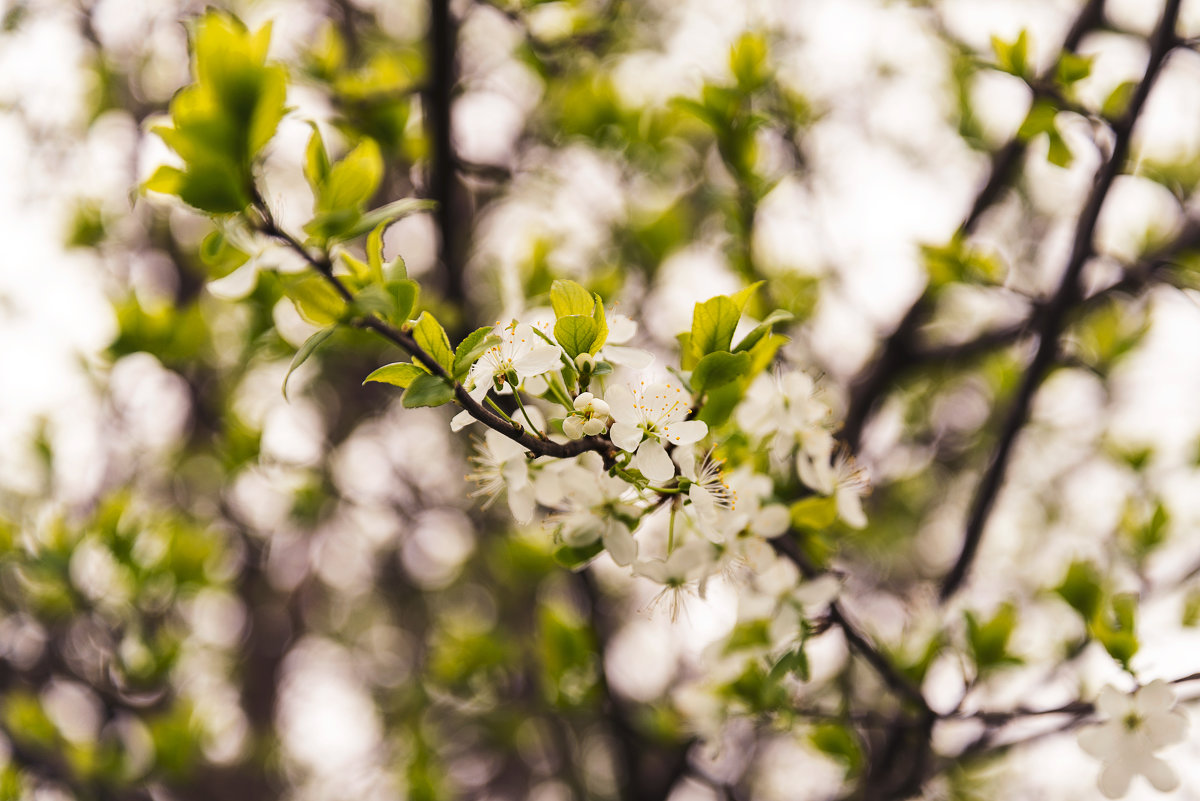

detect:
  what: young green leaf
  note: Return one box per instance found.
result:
[554,315,599,360]
[412,311,453,372]
[283,327,335,399]
[303,123,331,190]
[364,362,426,388]
[734,309,793,352]
[320,139,384,213]
[692,350,751,396]
[550,279,595,318]
[402,372,455,408]
[284,275,348,326]
[589,293,608,354]
[454,327,502,381]
[386,279,419,325]
[691,295,741,358]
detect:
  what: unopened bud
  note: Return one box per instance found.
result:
[575,352,596,371]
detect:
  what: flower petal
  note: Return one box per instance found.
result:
[662,420,708,446]
[1140,755,1180,792]
[1078,723,1122,759]
[507,485,535,524]
[562,416,585,440]
[513,343,562,377]
[837,487,868,529]
[634,441,675,483]
[603,524,638,567]
[1098,762,1134,800]
[610,422,643,453]
[605,345,654,369]
[451,409,476,431]
[1145,710,1188,748]
[605,385,639,425]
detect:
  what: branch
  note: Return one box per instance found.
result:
[250,195,617,462]
[769,535,931,714]
[843,0,1111,450]
[939,0,1183,602]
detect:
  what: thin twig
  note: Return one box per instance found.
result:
[940,0,1183,602]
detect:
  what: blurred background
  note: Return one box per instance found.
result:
[4,0,1200,799]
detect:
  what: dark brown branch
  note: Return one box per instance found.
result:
[769,535,931,713]
[939,0,1183,602]
[843,0,1111,451]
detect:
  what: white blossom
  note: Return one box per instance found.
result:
[466,429,538,524]
[544,453,639,566]
[1078,681,1188,799]
[452,320,562,431]
[735,369,834,463]
[634,541,712,620]
[597,313,654,369]
[797,446,870,529]
[562,392,610,440]
[607,382,707,482]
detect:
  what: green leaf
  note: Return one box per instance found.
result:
[691,295,741,358]
[402,372,455,408]
[366,221,388,284]
[589,293,608,354]
[553,540,605,570]
[554,315,599,360]
[303,123,331,190]
[143,165,184,197]
[1017,99,1058,141]
[319,138,383,213]
[791,496,837,530]
[730,32,769,91]
[730,281,764,313]
[284,275,347,326]
[550,279,595,318]
[1046,130,1074,168]
[677,332,696,370]
[412,311,453,372]
[734,309,793,352]
[1093,594,1138,669]
[769,646,810,683]
[1056,51,1094,85]
[283,327,334,399]
[454,327,502,381]
[964,603,1020,672]
[1103,81,1137,119]
[386,279,419,325]
[692,350,751,396]
[347,198,436,242]
[1055,560,1104,622]
[809,724,862,777]
[364,361,426,388]
[991,30,1029,78]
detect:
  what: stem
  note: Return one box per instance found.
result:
[511,389,546,439]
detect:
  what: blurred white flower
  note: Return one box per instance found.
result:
[544,452,639,566]
[735,370,833,462]
[673,446,735,541]
[797,446,870,529]
[607,382,707,482]
[467,428,537,523]
[1077,680,1188,799]
[634,541,712,620]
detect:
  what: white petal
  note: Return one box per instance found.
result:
[662,420,708,446]
[1079,723,1123,758]
[1145,710,1188,748]
[451,409,476,431]
[1097,686,1133,720]
[514,343,562,377]
[795,575,841,608]
[605,385,639,425]
[602,524,638,567]
[573,392,595,411]
[689,483,716,520]
[1098,762,1134,799]
[582,418,606,436]
[508,485,535,524]
[610,422,643,453]
[562,416,585,440]
[752,504,791,538]
[605,345,654,369]
[634,441,675,482]
[797,452,834,494]
[607,313,637,344]
[1140,755,1180,792]
[1136,680,1175,715]
[837,488,868,529]
[633,558,668,583]
[640,383,675,418]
